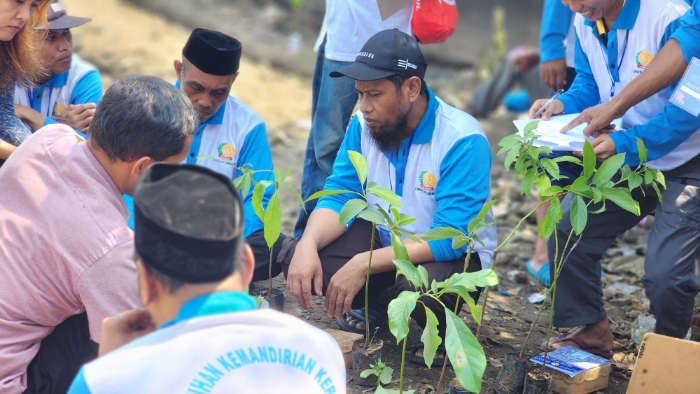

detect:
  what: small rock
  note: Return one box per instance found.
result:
[506,269,527,283]
[607,255,645,277]
[609,297,632,307]
[489,357,503,368]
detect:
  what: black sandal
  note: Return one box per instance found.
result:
[408,342,449,367]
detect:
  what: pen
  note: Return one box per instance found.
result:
[534,89,565,118]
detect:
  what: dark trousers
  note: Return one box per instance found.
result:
[24,313,97,394]
[248,230,286,283]
[314,219,482,336]
[549,177,700,338]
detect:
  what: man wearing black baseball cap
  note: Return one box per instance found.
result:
[14,0,102,135]
[285,29,497,367]
[68,164,346,394]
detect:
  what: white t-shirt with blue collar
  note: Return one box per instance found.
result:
[67,291,346,394]
[561,0,700,171]
[14,54,102,138]
[317,88,497,268]
[177,82,275,238]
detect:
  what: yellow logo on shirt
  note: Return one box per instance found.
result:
[417,171,437,195]
[217,143,236,161]
[52,102,67,117]
[635,51,653,69]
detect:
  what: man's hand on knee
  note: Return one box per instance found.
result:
[324,254,367,320]
[286,239,324,310]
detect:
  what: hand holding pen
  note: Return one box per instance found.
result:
[528,89,565,120]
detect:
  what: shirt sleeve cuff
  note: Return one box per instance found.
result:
[670,32,700,65]
[558,94,577,114]
[43,117,58,126]
[610,131,641,167]
[315,199,344,215]
[427,239,464,262]
[540,44,566,64]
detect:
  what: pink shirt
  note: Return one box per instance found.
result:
[0,125,141,393]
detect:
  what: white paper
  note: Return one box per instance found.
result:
[513,114,622,151]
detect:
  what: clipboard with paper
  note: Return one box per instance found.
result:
[512,114,623,151]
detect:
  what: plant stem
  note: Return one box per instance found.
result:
[494,196,558,253]
[399,336,408,394]
[364,228,376,349]
[541,280,557,375]
[518,287,551,360]
[268,247,273,295]
[476,286,490,340]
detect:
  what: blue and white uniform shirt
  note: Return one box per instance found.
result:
[181,88,275,238]
[68,292,347,394]
[563,0,700,170]
[14,54,102,134]
[318,88,497,268]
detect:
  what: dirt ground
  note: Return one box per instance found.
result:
[63,0,697,392]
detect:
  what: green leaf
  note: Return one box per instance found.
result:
[599,187,640,215]
[570,195,588,235]
[379,365,393,385]
[390,207,401,223]
[552,155,582,166]
[252,180,273,222]
[348,150,368,186]
[263,191,282,249]
[644,169,654,185]
[441,270,498,297]
[387,291,420,343]
[538,197,562,239]
[397,216,418,227]
[421,227,465,241]
[393,259,422,289]
[628,172,643,190]
[420,307,442,369]
[504,146,519,171]
[452,235,471,249]
[535,173,552,196]
[583,140,596,180]
[464,295,483,325]
[375,388,415,394]
[417,265,429,290]
[540,185,563,197]
[521,168,537,196]
[590,201,606,214]
[392,234,410,261]
[281,181,307,214]
[637,137,648,163]
[358,208,386,225]
[652,181,663,203]
[368,185,402,208]
[540,158,560,180]
[237,172,253,198]
[398,230,422,243]
[592,187,602,203]
[430,279,439,295]
[445,308,486,393]
[305,188,358,202]
[655,170,666,189]
[360,369,376,379]
[569,176,590,194]
[524,120,540,133]
[592,153,624,185]
[339,199,367,225]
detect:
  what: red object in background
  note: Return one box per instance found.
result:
[411,0,459,44]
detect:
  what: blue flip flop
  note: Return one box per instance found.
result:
[526,259,551,287]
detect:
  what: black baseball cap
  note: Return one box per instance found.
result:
[330,29,428,81]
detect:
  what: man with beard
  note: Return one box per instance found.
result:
[283,30,496,367]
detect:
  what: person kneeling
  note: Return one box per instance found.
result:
[284,29,497,367]
[68,164,346,394]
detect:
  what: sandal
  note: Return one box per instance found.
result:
[337,302,386,335]
[408,342,449,368]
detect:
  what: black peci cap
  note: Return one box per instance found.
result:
[330,29,427,81]
[182,28,242,76]
[134,164,244,283]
